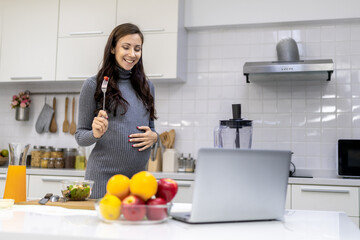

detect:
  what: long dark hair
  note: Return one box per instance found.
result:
[95,23,156,120]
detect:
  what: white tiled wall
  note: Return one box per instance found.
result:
[1,20,360,175]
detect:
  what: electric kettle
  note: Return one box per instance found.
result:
[214,104,252,149]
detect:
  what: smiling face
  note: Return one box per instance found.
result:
[111,34,142,71]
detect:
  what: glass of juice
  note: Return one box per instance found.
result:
[3,143,30,203]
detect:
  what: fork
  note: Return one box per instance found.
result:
[101,76,109,111]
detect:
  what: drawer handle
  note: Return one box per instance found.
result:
[68,76,90,79]
[301,187,350,194]
[147,74,164,77]
[41,177,73,182]
[177,183,192,187]
[142,28,165,32]
[0,176,6,180]
[69,31,103,35]
[11,76,42,80]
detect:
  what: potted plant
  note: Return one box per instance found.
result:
[11,91,31,121]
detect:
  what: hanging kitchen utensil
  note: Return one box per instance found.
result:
[35,96,54,134]
[49,97,57,133]
[69,97,76,135]
[168,129,176,149]
[62,97,69,133]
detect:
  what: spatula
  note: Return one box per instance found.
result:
[69,97,76,135]
[62,97,69,133]
[49,97,57,133]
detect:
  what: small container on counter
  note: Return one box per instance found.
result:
[31,146,42,168]
[177,153,185,172]
[40,157,49,168]
[51,148,64,159]
[64,148,77,169]
[75,146,86,170]
[48,158,55,168]
[55,158,65,169]
[185,154,195,173]
[42,147,52,159]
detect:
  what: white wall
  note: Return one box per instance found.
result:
[1,19,360,176]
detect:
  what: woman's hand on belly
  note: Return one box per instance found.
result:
[92,110,108,138]
[129,126,158,151]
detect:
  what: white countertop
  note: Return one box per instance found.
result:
[0,204,359,240]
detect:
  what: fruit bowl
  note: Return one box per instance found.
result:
[94,199,172,224]
[60,180,94,201]
[0,156,8,166]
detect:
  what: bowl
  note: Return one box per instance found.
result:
[94,199,172,224]
[0,199,15,209]
[60,180,94,201]
[0,156,8,166]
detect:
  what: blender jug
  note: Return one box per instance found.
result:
[3,143,30,203]
[214,104,252,149]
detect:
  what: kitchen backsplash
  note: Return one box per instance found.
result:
[1,20,360,175]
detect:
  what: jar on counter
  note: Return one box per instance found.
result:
[42,147,51,159]
[48,158,55,168]
[55,158,64,169]
[185,154,195,173]
[40,157,49,168]
[177,153,185,172]
[75,147,86,170]
[64,148,77,169]
[51,148,64,159]
[31,146,42,168]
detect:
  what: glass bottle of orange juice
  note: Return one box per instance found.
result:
[3,143,30,203]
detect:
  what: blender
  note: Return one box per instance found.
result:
[214,104,252,149]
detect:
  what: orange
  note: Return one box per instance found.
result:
[99,194,122,220]
[130,171,157,201]
[106,174,130,200]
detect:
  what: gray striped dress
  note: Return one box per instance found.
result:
[75,68,156,199]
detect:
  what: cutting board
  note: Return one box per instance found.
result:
[16,199,96,210]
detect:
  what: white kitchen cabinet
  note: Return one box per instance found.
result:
[28,175,84,199]
[285,185,291,209]
[116,0,187,82]
[0,0,58,82]
[0,174,6,197]
[292,184,360,227]
[58,0,116,37]
[172,180,194,203]
[117,0,178,33]
[56,37,108,81]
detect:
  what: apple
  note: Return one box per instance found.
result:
[121,195,146,221]
[155,178,178,203]
[146,198,167,221]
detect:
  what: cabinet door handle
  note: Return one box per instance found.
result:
[142,28,165,33]
[177,183,192,187]
[147,74,164,77]
[41,177,81,182]
[67,76,90,79]
[11,76,43,80]
[301,187,350,194]
[69,31,103,35]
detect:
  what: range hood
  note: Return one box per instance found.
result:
[243,38,334,83]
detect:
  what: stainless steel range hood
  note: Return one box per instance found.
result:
[243,38,334,83]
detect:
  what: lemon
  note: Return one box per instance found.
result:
[1,149,8,157]
[99,194,122,220]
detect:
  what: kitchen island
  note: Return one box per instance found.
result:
[0,203,359,240]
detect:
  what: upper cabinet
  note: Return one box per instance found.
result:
[0,0,58,82]
[117,0,187,82]
[56,0,116,81]
[58,0,116,37]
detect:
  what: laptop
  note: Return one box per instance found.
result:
[171,148,292,223]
